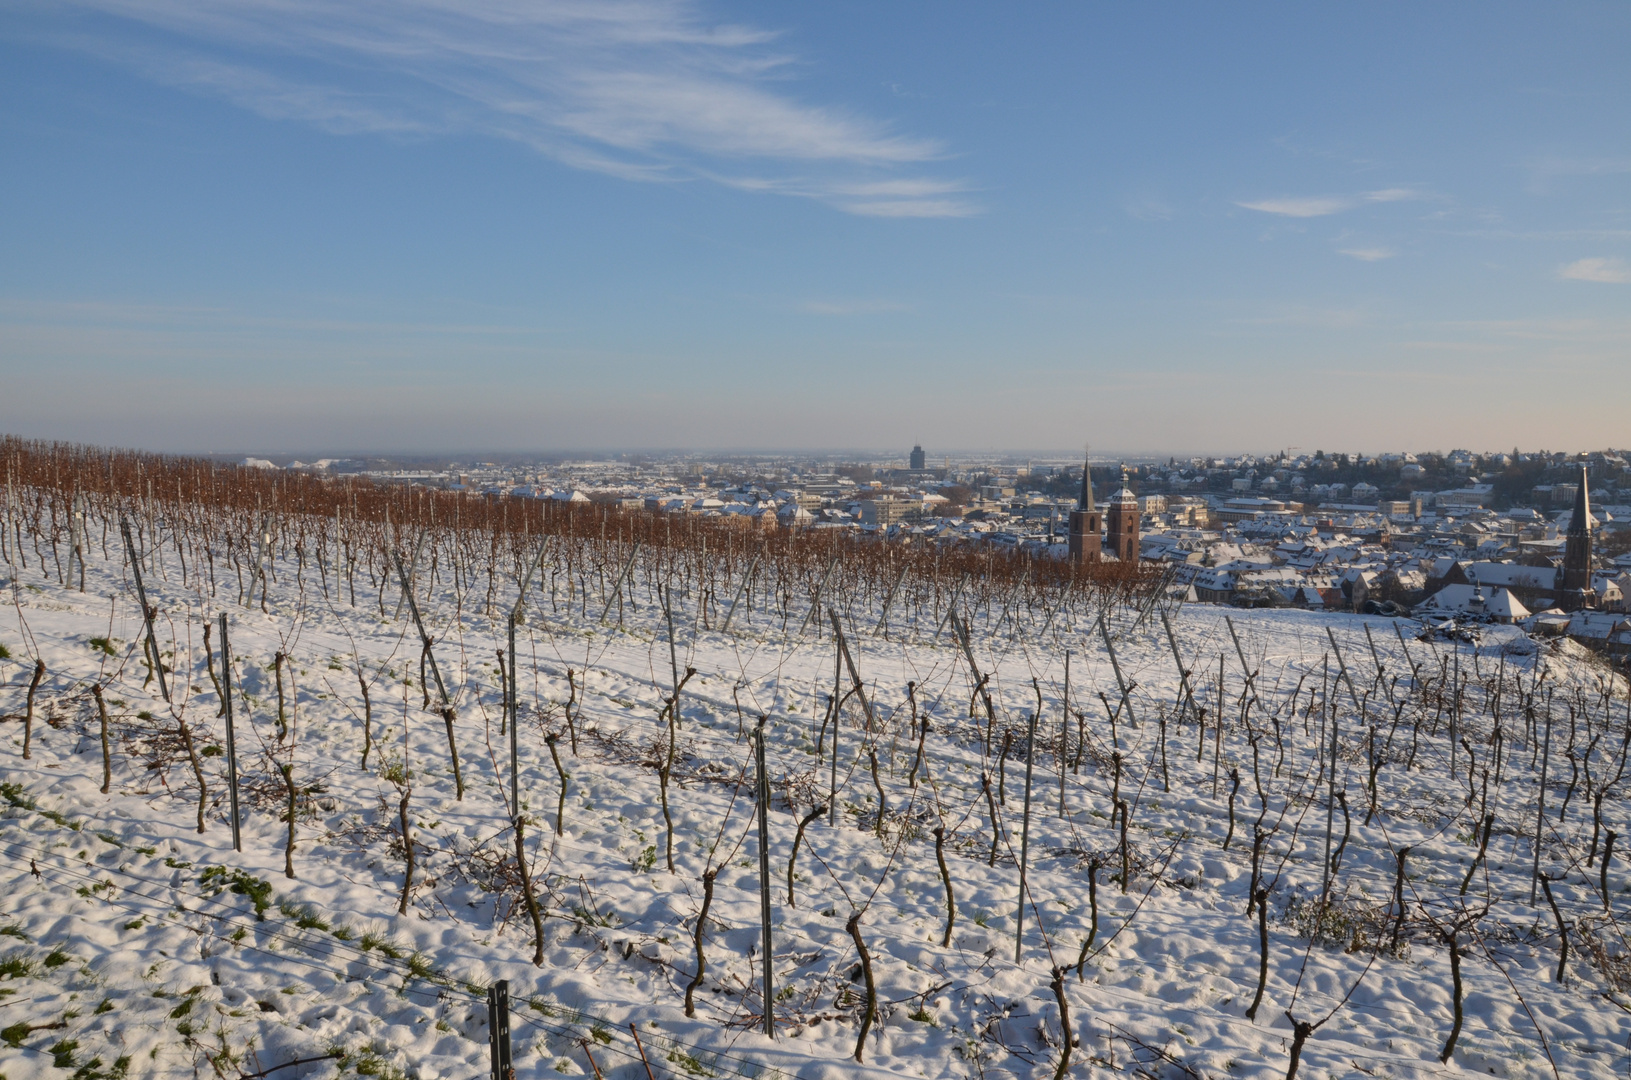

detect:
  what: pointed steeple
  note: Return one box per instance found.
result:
[1079,450,1095,512]
[1562,464,1596,606]
[1569,464,1591,537]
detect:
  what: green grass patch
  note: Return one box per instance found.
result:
[0,782,79,829]
[357,932,407,961]
[71,1054,129,1080]
[50,1038,80,1069]
[199,867,273,920]
[278,901,330,932]
[665,1047,715,1077]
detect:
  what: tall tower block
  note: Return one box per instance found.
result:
[1104,466,1140,563]
[1067,454,1102,564]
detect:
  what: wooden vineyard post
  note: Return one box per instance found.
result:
[598,540,642,625]
[720,544,762,633]
[1450,647,1461,782]
[68,490,85,592]
[1225,615,1256,696]
[951,610,997,752]
[247,513,272,612]
[1321,710,1339,902]
[333,507,343,606]
[92,684,112,793]
[392,528,427,621]
[1161,609,1198,724]
[753,716,776,1039]
[874,561,907,638]
[793,554,838,640]
[1213,653,1225,797]
[664,586,681,730]
[932,571,969,642]
[829,628,842,828]
[1325,625,1362,711]
[1059,650,1070,817]
[120,515,169,703]
[829,609,875,733]
[23,659,44,760]
[219,614,241,852]
[1015,697,1040,963]
[1098,612,1137,737]
[1530,703,1552,906]
[507,613,519,820]
[393,550,463,800]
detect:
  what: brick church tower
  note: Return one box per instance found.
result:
[1067,453,1102,564]
[1560,465,1595,610]
[1104,466,1140,563]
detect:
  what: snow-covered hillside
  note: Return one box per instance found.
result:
[2,513,1628,1080]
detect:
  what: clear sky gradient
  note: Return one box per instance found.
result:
[2,2,1627,456]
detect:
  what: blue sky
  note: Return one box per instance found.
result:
[2,2,1627,455]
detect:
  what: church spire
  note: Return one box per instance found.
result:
[1079,450,1096,512]
[1561,463,1595,608]
[1569,464,1591,537]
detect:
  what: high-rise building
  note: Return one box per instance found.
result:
[1068,453,1102,564]
[909,444,927,471]
[1105,466,1141,563]
[1560,464,1594,610]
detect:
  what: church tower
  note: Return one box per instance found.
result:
[1561,464,1595,609]
[1104,466,1140,563]
[1067,453,1102,564]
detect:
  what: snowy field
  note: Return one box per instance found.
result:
[1,523,1628,1080]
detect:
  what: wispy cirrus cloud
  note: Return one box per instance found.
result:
[1361,188,1418,204]
[799,298,909,315]
[13,0,973,217]
[1338,247,1396,261]
[1560,257,1631,284]
[1236,187,1425,217]
[1236,195,1352,218]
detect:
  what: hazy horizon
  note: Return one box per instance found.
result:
[2,434,1610,466]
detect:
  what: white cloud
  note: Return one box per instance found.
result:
[23,0,971,217]
[1338,247,1396,261]
[838,199,978,218]
[1237,187,1426,218]
[1560,257,1631,284]
[799,298,908,315]
[1236,196,1352,217]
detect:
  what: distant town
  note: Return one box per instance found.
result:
[238,445,1631,652]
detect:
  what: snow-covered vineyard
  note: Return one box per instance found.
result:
[2,469,1629,1080]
